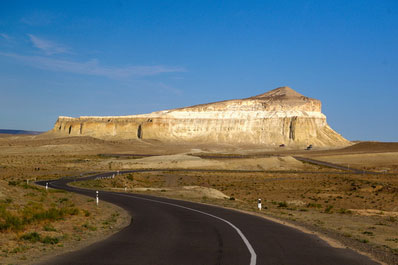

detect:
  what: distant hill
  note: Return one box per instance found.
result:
[0,129,43,135]
[342,141,398,153]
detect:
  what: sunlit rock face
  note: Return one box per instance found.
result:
[51,87,350,147]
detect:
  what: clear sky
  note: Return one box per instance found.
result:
[0,0,397,141]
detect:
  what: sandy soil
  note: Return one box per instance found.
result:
[98,153,309,171]
[309,153,398,173]
[0,178,130,265]
[0,135,397,264]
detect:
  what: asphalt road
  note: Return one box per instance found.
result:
[36,172,379,265]
[292,156,369,174]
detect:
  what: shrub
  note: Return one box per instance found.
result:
[66,208,79,216]
[82,223,97,231]
[21,232,41,243]
[4,198,13,204]
[41,236,59,245]
[83,209,91,217]
[324,205,334,213]
[21,183,40,190]
[307,203,322,208]
[30,207,65,221]
[1,204,82,232]
[338,208,352,214]
[8,181,18,186]
[43,224,56,231]
[0,210,23,231]
[278,201,288,208]
[343,232,352,237]
[58,198,69,203]
[11,247,22,253]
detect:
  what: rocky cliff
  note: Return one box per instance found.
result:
[50,87,350,147]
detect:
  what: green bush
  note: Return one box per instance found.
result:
[0,205,23,231]
[58,198,69,203]
[1,205,81,231]
[43,224,56,231]
[67,207,79,215]
[21,183,40,190]
[8,181,18,186]
[324,205,334,213]
[278,201,288,208]
[0,214,23,231]
[338,208,352,214]
[83,209,91,217]
[2,198,13,204]
[21,232,41,243]
[41,236,59,244]
[30,207,65,221]
[307,203,322,208]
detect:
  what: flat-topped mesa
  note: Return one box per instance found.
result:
[50,87,350,147]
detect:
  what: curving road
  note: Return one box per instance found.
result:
[36,172,379,265]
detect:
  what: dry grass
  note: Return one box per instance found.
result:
[0,136,132,264]
[0,134,397,264]
[0,177,129,264]
[72,170,398,258]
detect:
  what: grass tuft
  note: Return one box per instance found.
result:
[20,232,41,243]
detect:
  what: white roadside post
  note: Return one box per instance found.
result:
[96,191,99,206]
[124,186,127,192]
[117,170,119,176]
[258,198,262,211]
[46,182,48,190]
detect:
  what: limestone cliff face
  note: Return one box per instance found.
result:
[50,87,350,147]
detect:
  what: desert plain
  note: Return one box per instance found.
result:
[0,134,397,264]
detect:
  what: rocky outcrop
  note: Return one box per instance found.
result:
[50,87,350,147]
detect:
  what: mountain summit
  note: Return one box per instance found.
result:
[251,86,308,100]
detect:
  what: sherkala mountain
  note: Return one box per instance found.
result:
[49,87,349,147]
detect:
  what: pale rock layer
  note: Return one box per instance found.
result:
[50,87,350,147]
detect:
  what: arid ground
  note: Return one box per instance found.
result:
[0,134,397,264]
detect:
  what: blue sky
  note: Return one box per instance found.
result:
[0,0,397,141]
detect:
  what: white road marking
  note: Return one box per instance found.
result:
[49,176,257,265]
[116,192,257,265]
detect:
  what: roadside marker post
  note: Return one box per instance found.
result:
[258,199,262,211]
[96,191,99,206]
[46,182,48,190]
